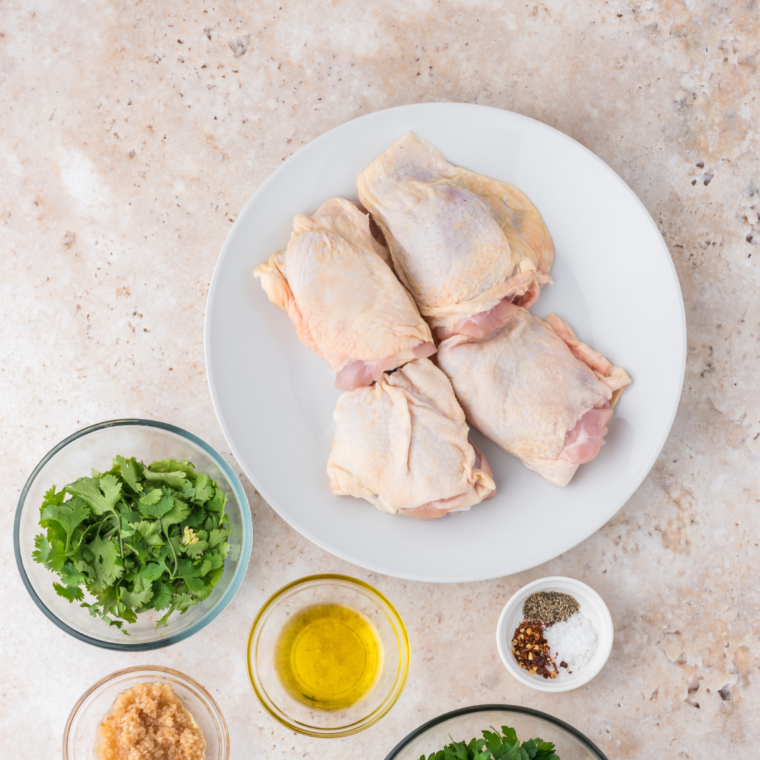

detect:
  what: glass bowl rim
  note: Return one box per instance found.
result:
[383,703,610,760]
[62,664,230,760]
[246,573,411,738]
[13,418,253,651]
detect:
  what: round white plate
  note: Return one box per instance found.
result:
[205,103,685,583]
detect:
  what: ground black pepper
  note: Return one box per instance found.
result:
[522,591,579,625]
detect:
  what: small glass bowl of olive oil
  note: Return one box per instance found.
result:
[247,575,409,738]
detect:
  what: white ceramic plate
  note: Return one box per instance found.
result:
[205,103,685,582]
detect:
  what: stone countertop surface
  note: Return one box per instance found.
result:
[1,1,758,757]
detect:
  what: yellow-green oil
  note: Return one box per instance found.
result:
[274,603,382,710]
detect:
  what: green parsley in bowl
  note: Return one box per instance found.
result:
[384,705,608,760]
[14,419,252,650]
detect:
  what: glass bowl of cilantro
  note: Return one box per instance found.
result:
[13,419,252,650]
[384,705,608,760]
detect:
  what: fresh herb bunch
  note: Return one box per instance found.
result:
[419,726,560,760]
[32,456,232,634]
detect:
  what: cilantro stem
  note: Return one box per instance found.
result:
[164,523,179,577]
[103,513,125,567]
[70,519,101,557]
[116,515,124,562]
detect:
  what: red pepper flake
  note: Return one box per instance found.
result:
[510,619,559,679]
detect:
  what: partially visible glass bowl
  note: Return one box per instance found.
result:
[385,705,608,760]
[63,665,229,760]
[247,574,410,738]
[14,419,252,650]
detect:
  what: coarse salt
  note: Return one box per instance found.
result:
[544,611,598,675]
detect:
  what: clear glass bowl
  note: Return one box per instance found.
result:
[63,665,229,760]
[384,705,608,760]
[14,419,252,650]
[247,574,410,738]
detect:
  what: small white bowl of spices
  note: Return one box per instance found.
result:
[496,576,613,692]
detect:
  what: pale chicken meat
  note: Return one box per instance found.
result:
[327,358,496,519]
[436,306,631,486]
[254,198,434,390]
[357,132,554,337]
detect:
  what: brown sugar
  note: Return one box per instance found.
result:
[97,682,206,760]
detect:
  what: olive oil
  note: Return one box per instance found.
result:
[274,603,382,710]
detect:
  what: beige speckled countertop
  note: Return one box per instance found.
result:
[2,1,759,757]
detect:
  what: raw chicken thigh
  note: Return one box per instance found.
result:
[436,306,631,486]
[357,132,554,336]
[254,198,434,390]
[327,358,496,519]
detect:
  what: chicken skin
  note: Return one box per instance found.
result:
[327,358,496,519]
[436,305,631,486]
[254,198,434,390]
[357,132,554,337]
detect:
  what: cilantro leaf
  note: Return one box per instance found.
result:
[483,730,503,754]
[88,533,122,584]
[154,592,195,628]
[115,602,138,624]
[176,558,201,576]
[176,559,206,591]
[123,539,150,563]
[60,561,88,588]
[173,593,194,610]
[100,474,122,507]
[129,520,162,543]
[140,562,165,581]
[33,534,67,572]
[206,487,226,513]
[206,566,225,590]
[121,585,153,611]
[67,475,122,516]
[183,540,208,557]
[151,580,174,611]
[53,582,84,602]
[120,516,136,538]
[42,485,67,508]
[153,544,174,573]
[150,459,197,478]
[139,492,174,520]
[180,479,197,502]
[208,528,230,548]
[142,467,187,489]
[114,455,143,493]
[40,498,90,550]
[193,473,214,504]
[184,505,207,528]
[139,488,163,507]
[161,498,190,533]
